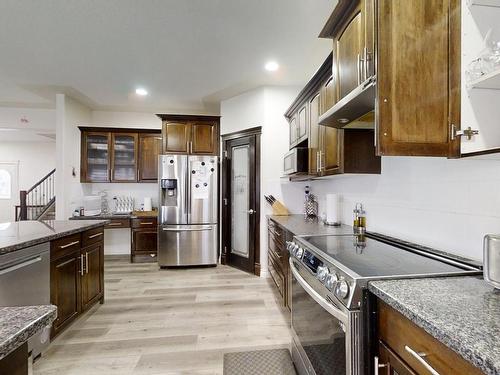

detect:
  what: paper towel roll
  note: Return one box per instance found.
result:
[143,197,152,212]
[326,194,340,225]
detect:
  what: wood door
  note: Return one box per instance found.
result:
[320,76,336,115]
[50,251,81,335]
[81,243,104,311]
[308,93,321,175]
[191,121,218,155]
[363,0,375,79]
[289,115,298,147]
[138,133,162,181]
[377,0,460,157]
[81,132,111,182]
[162,121,190,154]
[378,341,417,375]
[222,132,260,274]
[297,103,308,142]
[320,126,342,176]
[111,132,138,182]
[132,229,157,255]
[336,5,364,99]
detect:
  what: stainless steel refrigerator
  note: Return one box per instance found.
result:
[158,155,218,267]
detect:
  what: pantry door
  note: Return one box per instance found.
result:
[221,127,261,275]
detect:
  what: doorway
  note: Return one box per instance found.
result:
[0,162,19,222]
[221,127,261,275]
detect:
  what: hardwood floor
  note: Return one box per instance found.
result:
[34,256,291,374]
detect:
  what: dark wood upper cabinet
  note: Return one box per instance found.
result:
[80,127,161,183]
[138,133,162,181]
[158,114,220,156]
[162,121,190,154]
[308,93,320,175]
[191,121,218,155]
[297,104,308,143]
[336,8,364,99]
[81,132,111,183]
[111,133,138,182]
[376,0,460,157]
[289,115,298,148]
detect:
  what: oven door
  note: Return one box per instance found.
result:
[290,258,360,375]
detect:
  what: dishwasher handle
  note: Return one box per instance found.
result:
[0,256,42,276]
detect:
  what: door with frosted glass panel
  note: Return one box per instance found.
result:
[223,135,258,273]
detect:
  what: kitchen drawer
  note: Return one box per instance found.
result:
[268,219,285,244]
[378,301,483,375]
[82,226,105,248]
[105,219,130,229]
[268,254,285,297]
[51,233,81,260]
[268,243,284,274]
[131,217,157,229]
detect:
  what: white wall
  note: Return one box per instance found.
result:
[0,141,55,191]
[221,86,301,276]
[280,156,500,262]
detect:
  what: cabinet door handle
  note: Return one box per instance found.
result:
[140,222,154,225]
[357,53,361,85]
[405,346,440,375]
[80,256,85,276]
[374,356,388,375]
[59,240,80,249]
[85,252,89,274]
[88,232,103,239]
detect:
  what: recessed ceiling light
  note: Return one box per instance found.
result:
[135,88,148,96]
[265,61,279,72]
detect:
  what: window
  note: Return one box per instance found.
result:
[0,169,12,199]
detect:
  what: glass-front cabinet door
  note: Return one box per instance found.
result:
[111,133,138,182]
[84,132,111,182]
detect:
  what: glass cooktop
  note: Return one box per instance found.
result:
[300,234,466,278]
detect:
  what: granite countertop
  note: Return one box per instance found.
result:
[0,220,109,255]
[369,277,500,375]
[268,214,354,236]
[0,305,57,360]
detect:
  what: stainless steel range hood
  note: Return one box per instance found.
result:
[318,76,376,129]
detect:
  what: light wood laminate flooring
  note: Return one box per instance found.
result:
[34,256,291,374]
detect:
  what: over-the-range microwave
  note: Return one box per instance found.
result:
[283,147,308,175]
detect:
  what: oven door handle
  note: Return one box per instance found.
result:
[290,258,349,323]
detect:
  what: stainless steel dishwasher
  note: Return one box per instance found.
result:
[0,242,51,360]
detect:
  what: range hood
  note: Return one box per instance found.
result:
[318,76,376,129]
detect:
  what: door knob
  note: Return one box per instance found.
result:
[248,209,256,215]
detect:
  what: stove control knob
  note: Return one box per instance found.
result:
[316,266,329,282]
[325,273,339,290]
[296,247,304,258]
[291,244,298,256]
[335,279,350,299]
[286,241,293,253]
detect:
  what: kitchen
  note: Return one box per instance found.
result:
[0,0,500,375]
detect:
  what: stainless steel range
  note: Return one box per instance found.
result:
[287,233,482,375]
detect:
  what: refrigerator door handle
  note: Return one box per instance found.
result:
[162,227,213,232]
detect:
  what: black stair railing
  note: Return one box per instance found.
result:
[18,169,56,221]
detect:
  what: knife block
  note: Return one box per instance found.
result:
[271,200,290,216]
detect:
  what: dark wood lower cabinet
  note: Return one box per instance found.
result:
[50,250,81,336]
[81,242,104,311]
[131,218,157,262]
[376,299,483,375]
[267,219,292,309]
[50,227,105,338]
[0,342,28,375]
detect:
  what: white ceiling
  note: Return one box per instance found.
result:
[0,0,334,114]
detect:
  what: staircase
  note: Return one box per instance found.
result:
[16,169,56,221]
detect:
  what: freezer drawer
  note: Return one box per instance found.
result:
[158,224,218,266]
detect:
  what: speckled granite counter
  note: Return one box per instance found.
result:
[0,220,109,255]
[69,212,157,220]
[0,305,57,360]
[268,215,354,236]
[369,277,500,375]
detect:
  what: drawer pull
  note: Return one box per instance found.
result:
[374,356,388,375]
[107,223,122,226]
[405,345,440,375]
[59,240,80,249]
[140,222,154,225]
[88,232,103,239]
[80,256,85,275]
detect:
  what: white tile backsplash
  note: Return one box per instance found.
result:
[281,156,500,261]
